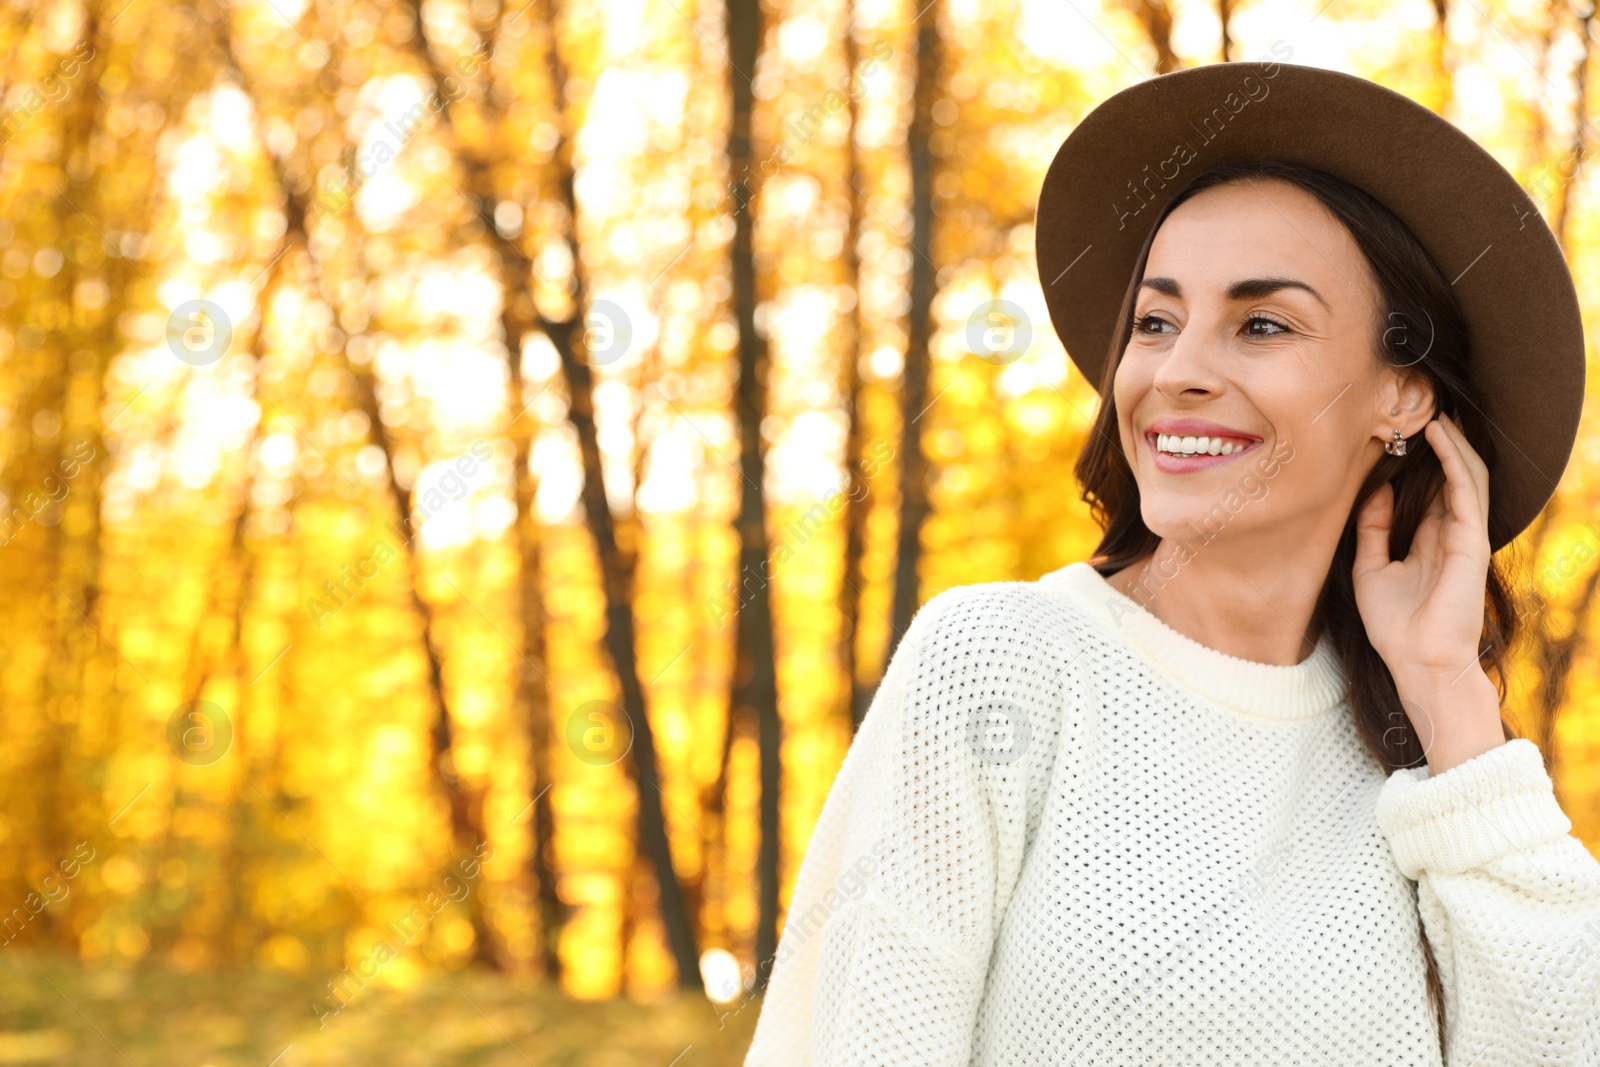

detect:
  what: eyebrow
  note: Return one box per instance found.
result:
[1138,275,1331,312]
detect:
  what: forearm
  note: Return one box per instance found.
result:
[1377,738,1600,1065]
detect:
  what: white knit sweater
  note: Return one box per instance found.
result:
[742,561,1600,1065]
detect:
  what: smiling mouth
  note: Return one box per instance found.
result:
[1148,432,1260,457]
[1143,431,1262,469]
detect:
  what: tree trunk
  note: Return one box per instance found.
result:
[1430,0,1454,115]
[886,5,942,667]
[721,0,784,988]
[1531,561,1600,785]
[1521,0,1564,185]
[841,3,874,734]
[518,475,562,982]
[36,6,116,951]
[1126,0,1179,73]
[1553,0,1596,253]
[550,312,702,986]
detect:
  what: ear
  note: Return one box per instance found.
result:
[1375,366,1435,444]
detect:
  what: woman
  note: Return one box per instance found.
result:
[743,63,1600,1064]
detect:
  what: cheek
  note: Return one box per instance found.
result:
[1272,375,1368,460]
[1111,351,1148,402]
[1111,359,1149,444]
[1253,413,1360,510]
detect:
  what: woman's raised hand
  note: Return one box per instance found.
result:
[1352,413,1506,774]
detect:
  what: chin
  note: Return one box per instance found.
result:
[1138,500,1208,544]
[1137,491,1273,549]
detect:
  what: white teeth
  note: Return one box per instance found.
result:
[1154,433,1252,456]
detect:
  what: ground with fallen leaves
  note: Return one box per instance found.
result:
[0,953,760,1066]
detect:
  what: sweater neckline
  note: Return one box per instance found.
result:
[1043,560,1348,721]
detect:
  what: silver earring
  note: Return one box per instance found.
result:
[1383,428,1408,456]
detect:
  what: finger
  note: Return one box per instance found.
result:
[1438,414,1489,519]
[1439,413,1488,519]
[1416,472,1447,539]
[1411,504,1443,574]
[1424,473,1447,519]
[1424,418,1487,538]
[1354,481,1394,578]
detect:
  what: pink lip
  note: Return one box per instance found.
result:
[1141,417,1263,474]
[1145,417,1261,439]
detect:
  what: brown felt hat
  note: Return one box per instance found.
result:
[1034,60,1587,553]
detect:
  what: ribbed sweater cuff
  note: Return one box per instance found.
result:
[1375,738,1572,879]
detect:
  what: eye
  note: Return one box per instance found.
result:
[1130,312,1175,335]
[1244,314,1291,337]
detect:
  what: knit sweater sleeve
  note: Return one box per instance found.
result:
[1375,737,1600,1065]
[742,585,1070,1066]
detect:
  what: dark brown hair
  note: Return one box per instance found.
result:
[1074,159,1522,1058]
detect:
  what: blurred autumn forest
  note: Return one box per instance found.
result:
[3,0,1600,1060]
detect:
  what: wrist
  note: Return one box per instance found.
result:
[1392,667,1506,775]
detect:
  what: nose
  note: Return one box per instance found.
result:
[1150,317,1225,399]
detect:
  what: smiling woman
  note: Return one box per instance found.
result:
[744,63,1600,1067]
[1083,155,1502,1052]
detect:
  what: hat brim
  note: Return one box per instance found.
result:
[1035,60,1585,553]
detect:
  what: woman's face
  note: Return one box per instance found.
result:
[1113,177,1433,553]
